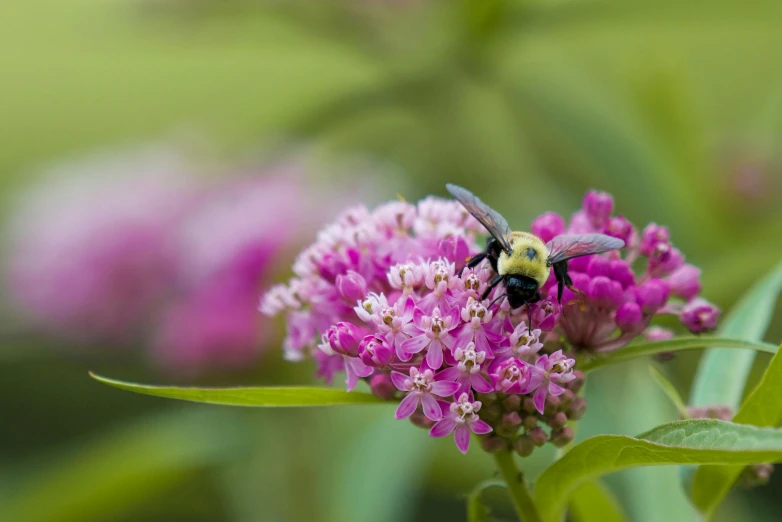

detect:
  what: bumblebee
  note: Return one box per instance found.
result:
[446,184,624,309]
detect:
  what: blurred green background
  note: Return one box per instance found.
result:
[1,0,781,521]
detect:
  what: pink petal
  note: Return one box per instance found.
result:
[394,393,419,419]
[435,367,461,382]
[470,419,493,435]
[402,297,415,318]
[344,364,359,392]
[413,307,427,329]
[549,382,566,396]
[401,335,430,356]
[474,330,492,356]
[454,425,471,454]
[428,415,457,438]
[421,393,443,421]
[453,326,473,351]
[470,374,493,393]
[440,333,455,350]
[533,385,547,415]
[390,371,409,391]
[347,356,373,378]
[426,341,444,369]
[431,380,461,397]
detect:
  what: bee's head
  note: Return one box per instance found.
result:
[506,275,539,301]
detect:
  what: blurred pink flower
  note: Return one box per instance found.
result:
[6,148,198,343]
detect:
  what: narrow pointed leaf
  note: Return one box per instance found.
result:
[90,373,386,407]
[690,260,782,410]
[579,337,776,373]
[649,365,690,419]
[534,420,782,522]
[690,342,782,517]
[568,480,626,522]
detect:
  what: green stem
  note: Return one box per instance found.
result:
[493,450,543,522]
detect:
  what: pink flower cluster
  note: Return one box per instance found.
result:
[262,190,720,455]
[531,190,721,352]
[5,148,342,374]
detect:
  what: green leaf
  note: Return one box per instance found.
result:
[648,365,690,419]
[578,337,777,374]
[568,480,626,522]
[0,410,248,522]
[89,373,387,407]
[690,342,782,517]
[467,478,506,522]
[534,419,782,522]
[690,260,782,410]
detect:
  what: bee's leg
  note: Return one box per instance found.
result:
[459,251,487,276]
[525,293,542,329]
[553,262,584,311]
[481,275,504,300]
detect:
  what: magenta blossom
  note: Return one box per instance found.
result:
[391,367,460,421]
[532,351,576,414]
[437,342,493,396]
[400,306,459,368]
[488,357,542,395]
[429,393,493,454]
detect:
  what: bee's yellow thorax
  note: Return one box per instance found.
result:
[497,232,550,288]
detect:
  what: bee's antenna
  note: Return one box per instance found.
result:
[487,293,508,309]
[527,305,534,330]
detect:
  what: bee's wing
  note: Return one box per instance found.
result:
[545,233,625,265]
[446,183,513,255]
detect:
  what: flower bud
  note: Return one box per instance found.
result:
[481,436,507,454]
[409,411,435,430]
[649,244,684,277]
[544,394,561,416]
[568,371,585,394]
[326,322,361,356]
[558,389,575,410]
[514,435,535,457]
[437,235,471,268]
[369,373,396,400]
[603,215,634,245]
[502,412,523,428]
[359,335,393,366]
[523,415,539,430]
[667,264,701,301]
[336,271,367,304]
[483,404,502,422]
[531,212,565,243]
[615,302,643,332]
[680,298,720,333]
[586,256,611,279]
[570,397,587,420]
[522,397,538,414]
[609,259,635,289]
[640,223,669,256]
[583,190,614,227]
[502,395,522,411]
[567,254,591,273]
[529,299,561,332]
[636,278,670,314]
[550,427,574,448]
[528,427,548,447]
[549,411,568,429]
[588,276,624,309]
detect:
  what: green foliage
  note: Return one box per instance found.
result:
[690,260,782,410]
[578,337,777,373]
[534,420,782,522]
[648,365,690,419]
[0,410,248,522]
[466,479,506,522]
[567,480,627,522]
[89,373,386,407]
[690,343,782,517]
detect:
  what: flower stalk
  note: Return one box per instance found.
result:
[493,450,542,522]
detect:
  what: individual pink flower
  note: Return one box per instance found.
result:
[583,190,614,228]
[503,321,544,361]
[453,297,503,357]
[488,357,542,395]
[667,264,702,301]
[400,306,459,368]
[391,367,460,421]
[418,259,457,312]
[387,262,424,295]
[531,212,565,243]
[436,342,493,396]
[358,335,394,367]
[532,351,576,414]
[373,297,418,353]
[319,323,373,391]
[680,298,721,333]
[429,393,493,454]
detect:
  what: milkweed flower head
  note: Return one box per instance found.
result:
[261,190,718,455]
